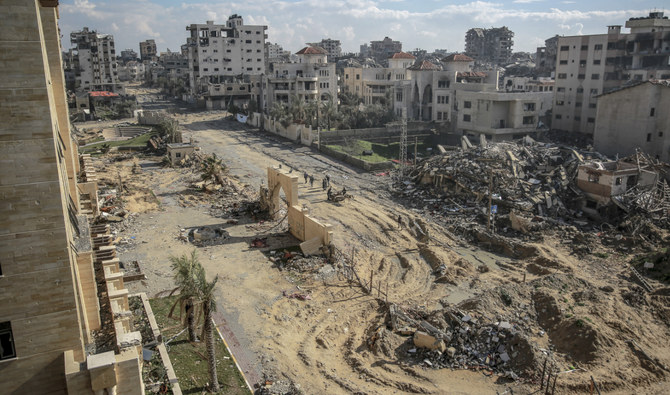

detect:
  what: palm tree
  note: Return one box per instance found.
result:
[168,251,199,342]
[195,264,220,392]
[289,93,306,123]
[320,97,338,131]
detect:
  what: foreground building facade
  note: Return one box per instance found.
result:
[1,2,143,393]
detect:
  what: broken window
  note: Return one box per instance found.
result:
[591,73,600,80]
[650,108,655,117]
[588,173,600,183]
[0,322,16,360]
[560,45,569,51]
[647,133,652,142]
[587,117,595,123]
[593,59,601,65]
[464,101,471,109]
[594,44,603,50]
[523,116,535,125]
[176,152,182,158]
[555,114,562,119]
[615,177,622,185]
[560,60,568,65]
[557,73,567,79]
[523,103,536,111]
[396,92,403,102]
[438,80,450,88]
[463,114,471,122]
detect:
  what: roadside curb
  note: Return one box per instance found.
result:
[214,319,255,393]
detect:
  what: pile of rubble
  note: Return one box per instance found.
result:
[401,139,670,242]
[386,304,538,377]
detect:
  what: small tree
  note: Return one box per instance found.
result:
[168,251,199,342]
[195,264,220,392]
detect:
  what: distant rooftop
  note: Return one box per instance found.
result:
[390,52,415,60]
[296,46,327,55]
[408,60,440,71]
[442,53,474,62]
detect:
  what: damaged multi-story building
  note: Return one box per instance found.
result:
[553,12,670,135]
[360,36,403,63]
[1,1,144,393]
[535,35,559,76]
[139,39,157,61]
[66,27,122,94]
[465,27,514,66]
[308,38,342,61]
[184,15,268,105]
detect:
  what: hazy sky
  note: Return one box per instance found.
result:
[58,0,666,55]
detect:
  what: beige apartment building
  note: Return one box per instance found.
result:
[1,1,143,393]
[553,12,670,135]
[342,51,415,112]
[265,46,338,109]
[594,81,670,162]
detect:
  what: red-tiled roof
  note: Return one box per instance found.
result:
[296,46,327,55]
[390,52,415,59]
[442,53,474,62]
[408,60,440,71]
[89,91,119,97]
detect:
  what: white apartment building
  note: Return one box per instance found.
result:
[185,15,268,96]
[68,27,121,93]
[265,46,338,110]
[553,12,670,134]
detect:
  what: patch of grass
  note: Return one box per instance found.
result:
[326,139,431,164]
[593,252,609,259]
[149,296,250,395]
[81,132,156,154]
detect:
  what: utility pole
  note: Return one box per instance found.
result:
[399,108,408,179]
[414,136,418,165]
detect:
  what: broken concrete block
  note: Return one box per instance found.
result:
[500,352,510,362]
[413,331,446,352]
[499,321,512,330]
[447,347,456,358]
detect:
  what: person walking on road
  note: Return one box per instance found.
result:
[304,171,309,183]
[309,175,315,187]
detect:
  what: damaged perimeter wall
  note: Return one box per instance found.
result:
[262,167,333,247]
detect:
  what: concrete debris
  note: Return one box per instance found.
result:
[400,140,669,245]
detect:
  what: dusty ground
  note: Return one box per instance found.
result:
[84,86,670,394]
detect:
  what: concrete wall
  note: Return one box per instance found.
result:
[594,83,670,162]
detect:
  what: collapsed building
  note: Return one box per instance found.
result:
[409,138,669,237]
